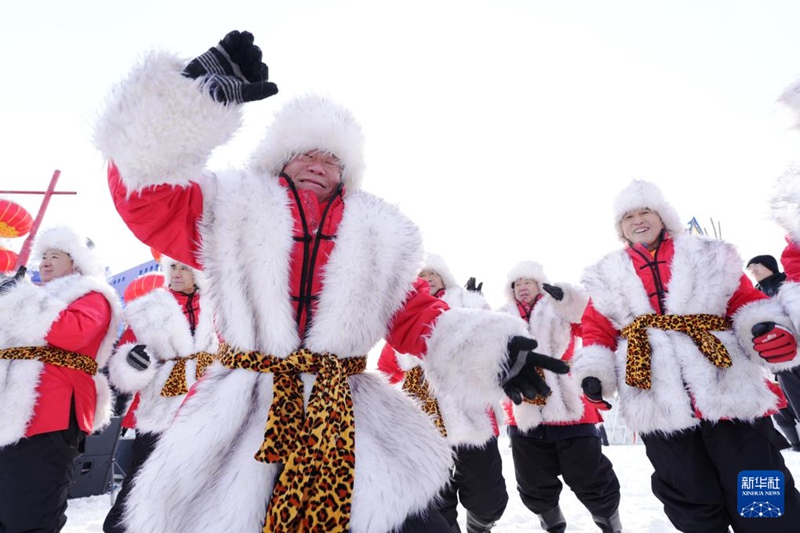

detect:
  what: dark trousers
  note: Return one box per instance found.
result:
[641,417,800,533]
[103,431,159,533]
[777,367,800,416]
[510,426,620,519]
[439,437,509,528]
[396,503,452,532]
[0,407,84,533]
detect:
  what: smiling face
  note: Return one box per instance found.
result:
[282,150,343,202]
[169,263,196,294]
[513,278,540,304]
[418,269,444,294]
[620,208,665,250]
[39,249,75,283]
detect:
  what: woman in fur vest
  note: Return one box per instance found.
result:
[0,226,121,532]
[378,254,509,533]
[498,261,621,533]
[103,257,218,533]
[94,30,567,533]
[572,179,800,532]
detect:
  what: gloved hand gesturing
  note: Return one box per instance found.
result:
[752,322,798,363]
[183,30,278,104]
[465,277,483,293]
[541,283,564,301]
[0,266,27,294]
[502,336,570,404]
[581,376,612,410]
[127,344,151,371]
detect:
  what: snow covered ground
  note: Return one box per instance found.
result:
[63,437,800,532]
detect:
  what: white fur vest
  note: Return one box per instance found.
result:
[0,274,121,447]
[108,288,219,434]
[572,234,795,436]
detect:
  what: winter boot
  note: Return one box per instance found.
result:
[465,512,496,533]
[778,423,800,452]
[536,506,566,533]
[592,509,623,533]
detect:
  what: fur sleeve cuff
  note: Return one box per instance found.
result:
[549,282,589,324]
[94,51,243,193]
[93,374,113,433]
[0,282,68,346]
[732,297,800,372]
[571,344,619,397]
[107,343,156,393]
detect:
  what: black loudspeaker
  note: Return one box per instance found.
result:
[68,416,123,499]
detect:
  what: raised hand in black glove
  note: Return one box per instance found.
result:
[581,376,612,410]
[0,266,27,294]
[502,336,570,404]
[183,30,278,104]
[465,277,483,293]
[541,283,564,301]
[127,345,151,371]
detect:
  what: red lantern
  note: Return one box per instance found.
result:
[151,247,162,263]
[0,248,17,273]
[0,199,33,238]
[123,272,165,304]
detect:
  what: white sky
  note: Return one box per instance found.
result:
[3,0,800,307]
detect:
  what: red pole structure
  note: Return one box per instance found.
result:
[14,169,62,270]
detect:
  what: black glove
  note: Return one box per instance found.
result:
[183,30,278,104]
[581,376,612,410]
[127,344,151,371]
[502,336,570,405]
[541,283,564,301]
[465,277,483,293]
[0,266,27,294]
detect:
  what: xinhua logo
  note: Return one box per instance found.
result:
[738,470,784,518]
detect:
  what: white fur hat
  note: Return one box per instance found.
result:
[32,226,104,278]
[504,261,548,302]
[160,255,206,293]
[612,180,684,241]
[421,253,459,290]
[778,78,800,130]
[250,94,366,192]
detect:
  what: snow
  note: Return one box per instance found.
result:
[62,437,800,532]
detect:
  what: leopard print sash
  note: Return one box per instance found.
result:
[402,366,447,437]
[159,351,216,397]
[620,313,732,390]
[218,343,366,533]
[0,346,98,375]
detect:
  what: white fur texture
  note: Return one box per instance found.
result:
[421,253,460,290]
[249,94,366,191]
[31,226,105,278]
[0,274,121,446]
[503,260,549,302]
[578,234,785,436]
[612,179,684,241]
[94,51,243,192]
[769,166,800,243]
[498,282,589,431]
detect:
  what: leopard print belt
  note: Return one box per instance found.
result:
[0,346,98,375]
[620,313,732,390]
[218,342,366,533]
[402,366,448,437]
[159,351,216,397]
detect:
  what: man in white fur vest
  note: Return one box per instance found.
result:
[0,226,121,532]
[572,179,800,532]
[94,30,568,533]
[103,257,219,533]
[377,254,509,533]
[497,261,621,533]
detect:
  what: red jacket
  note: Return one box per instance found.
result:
[27,292,113,436]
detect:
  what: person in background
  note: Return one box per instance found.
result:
[103,257,219,533]
[498,261,622,533]
[95,29,568,532]
[379,254,508,533]
[0,226,121,532]
[747,255,787,297]
[573,179,800,533]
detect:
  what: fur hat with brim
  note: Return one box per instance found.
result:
[31,226,104,278]
[160,255,207,293]
[249,94,365,192]
[612,180,684,241]
[504,261,548,302]
[421,253,459,290]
